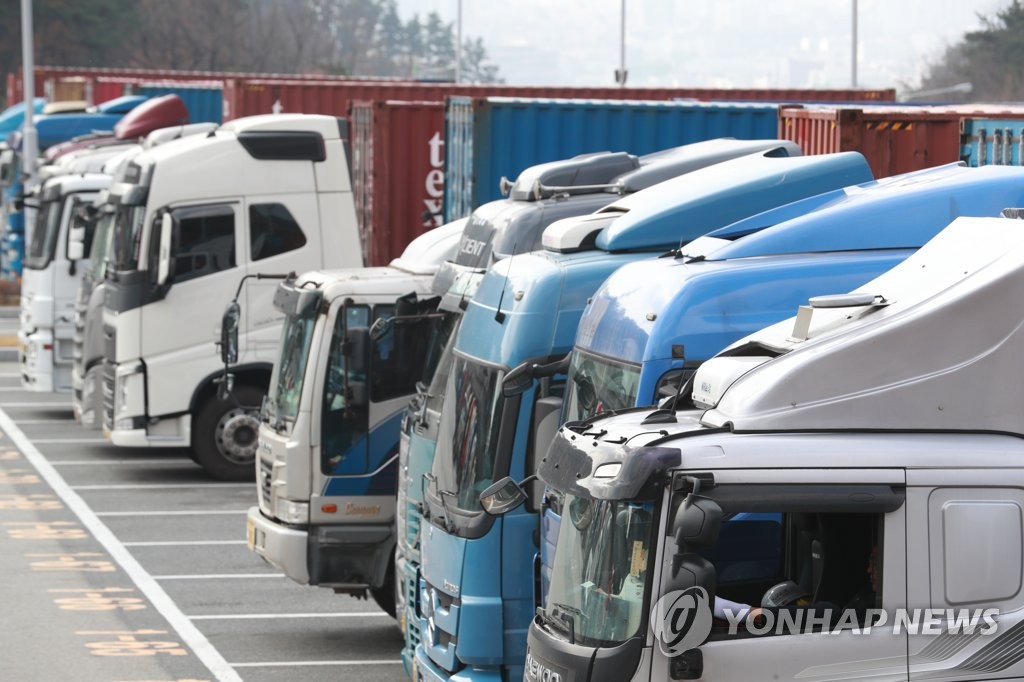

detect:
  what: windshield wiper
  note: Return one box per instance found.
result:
[423,473,455,533]
[549,603,581,644]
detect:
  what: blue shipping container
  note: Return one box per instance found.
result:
[138,84,223,124]
[961,118,1024,167]
[443,97,781,221]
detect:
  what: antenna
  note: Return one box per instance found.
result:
[494,241,516,323]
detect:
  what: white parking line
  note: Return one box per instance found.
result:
[230,660,402,668]
[50,459,190,466]
[0,402,73,407]
[189,612,387,620]
[154,573,284,580]
[33,438,109,444]
[73,483,251,490]
[0,408,243,682]
[96,510,248,516]
[11,419,74,424]
[123,540,248,547]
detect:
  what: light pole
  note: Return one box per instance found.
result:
[851,0,858,88]
[615,0,627,86]
[20,0,38,181]
[455,0,462,83]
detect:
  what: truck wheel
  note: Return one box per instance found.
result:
[370,556,398,619]
[192,385,264,482]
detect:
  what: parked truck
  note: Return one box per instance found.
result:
[72,124,217,426]
[243,219,464,615]
[413,151,875,682]
[396,139,807,667]
[517,213,1024,682]
[101,114,363,480]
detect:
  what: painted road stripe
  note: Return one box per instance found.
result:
[0,402,73,407]
[49,459,191,466]
[230,660,402,667]
[12,419,74,424]
[0,408,243,682]
[189,612,387,620]
[154,573,284,580]
[96,510,248,517]
[33,438,110,444]
[73,483,251,490]
[123,540,248,547]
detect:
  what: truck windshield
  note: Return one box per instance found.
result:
[88,211,116,280]
[266,306,318,427]
[432,356,509,511]
[109,204,146,272]
[25,197,63,270]
[543,495,655,646]
[421,315,461,415]
[563,349,642,423]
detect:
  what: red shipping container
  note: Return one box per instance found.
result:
[351,100,446,266]
[779,106,966,178]
[6,66,415,104]
[223,79,896,121]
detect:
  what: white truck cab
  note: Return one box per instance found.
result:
[245,220,463,615]
[518,214,1024,682]
[20,173,112,391]
[101,114,363,480]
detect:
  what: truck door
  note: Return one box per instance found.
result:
[651,469,909,681]
[243,197,322,359]
[905,469,1024,679]
[142,202,241,419]
[54,192,99,382]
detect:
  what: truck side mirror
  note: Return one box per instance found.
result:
[220,300,240,365]
[344,326,370,410]
[664,495,722,612]
[68,225,85,261]
[502,361,534,397]
[157,212,174,286]
[479,476,528,515]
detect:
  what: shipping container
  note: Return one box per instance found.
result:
[220,78,894,121]
[136,82,222,123]
[442,97,783,221]
[962,118,1024,166]
[5,66,423,105]
[351,100,446,266]
[779,106,963,178]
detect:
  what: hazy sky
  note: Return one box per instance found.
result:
[397,0,1006,95]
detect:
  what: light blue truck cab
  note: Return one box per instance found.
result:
[533,160,1024,606]
[413,151,876,682]
[396,138,804,668]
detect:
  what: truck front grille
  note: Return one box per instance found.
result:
[258,458,273,509]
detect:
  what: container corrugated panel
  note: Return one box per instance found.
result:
[779,106,965,178]
[351,100,446,266]
[219,79,895,121]
[138,83,223,123]
[443,97,783,221]
[961,118,1024,167]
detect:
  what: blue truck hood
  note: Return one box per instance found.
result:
[594,151,873,252]
[0,99,45,138]
[577,162,1024,368]
[709,163,1024,259]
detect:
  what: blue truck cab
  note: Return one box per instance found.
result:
[413,150,875,682]
[395,138,804,668]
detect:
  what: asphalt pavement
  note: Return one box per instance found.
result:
[0,359,406,682]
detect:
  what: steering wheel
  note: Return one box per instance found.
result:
[760,580,810,608]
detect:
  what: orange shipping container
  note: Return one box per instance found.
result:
[779,106,964,178]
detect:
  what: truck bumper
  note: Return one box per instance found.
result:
[106,413,190,448]
[245,506,395,589]
[19,328,54,392]
[72,363,103,429]
[413,644,502,682]
[246,506,310,584]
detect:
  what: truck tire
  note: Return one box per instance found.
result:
[370,556,398,619]
[192,385,264,482]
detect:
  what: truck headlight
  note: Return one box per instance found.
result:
[275,499,308,524]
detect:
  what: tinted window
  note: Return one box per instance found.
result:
[175,209,235,284]
[250,203,306,261]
